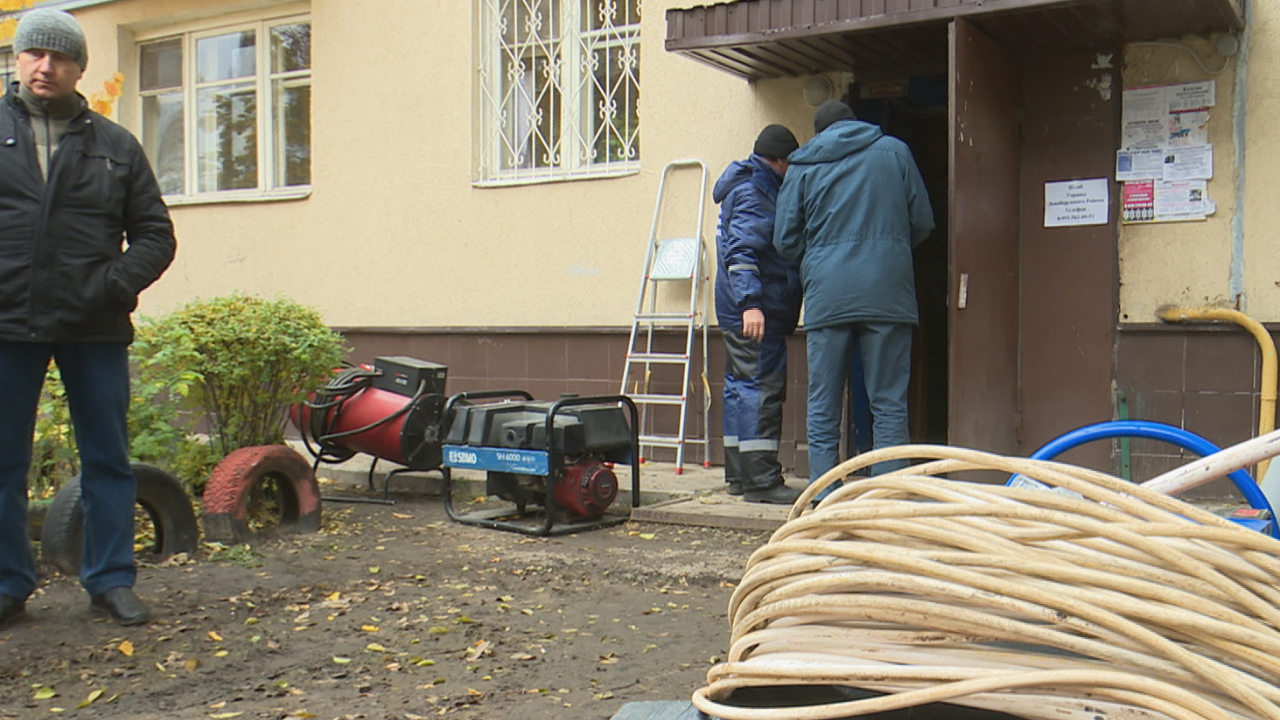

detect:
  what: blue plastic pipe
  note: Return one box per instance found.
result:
[1020,420,1276,536]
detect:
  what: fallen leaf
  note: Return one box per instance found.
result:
[77,689,104,709]
[366,643,387,653]
[467,688,484,697]
[639,533,655,540]
[214,650,229,658]
[209,713,243,719]
[207,631,223,642]
[391,512,413,519]
[360,624,379,632]
[184,658,200,673]
[332,656,352,664]
[118,640,134,656]
[33,686,57,700]
[368,566,381,574]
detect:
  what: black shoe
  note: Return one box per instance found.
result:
[90,587,150,626]
[726,481,744,496]
[743,484,802,505]
[0,594,25,626]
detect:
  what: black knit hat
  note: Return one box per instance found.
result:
[753,124,799,160]
[813,100,855,133]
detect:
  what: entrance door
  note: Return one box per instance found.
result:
[948,18,1021,454]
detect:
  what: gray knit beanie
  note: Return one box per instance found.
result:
[813,100,855,134]
[14,9,88,71]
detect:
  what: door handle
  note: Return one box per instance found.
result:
[958,272,969,310]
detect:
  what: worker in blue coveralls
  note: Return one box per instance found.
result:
[775,100,934,497]
[713,124,805,506]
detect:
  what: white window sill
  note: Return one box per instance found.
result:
[163,187,312,207]
[473,167,639,188]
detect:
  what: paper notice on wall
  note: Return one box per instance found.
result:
[1121,179,1209,224]
[1045,178,1110,227]
[1161,144,1213,181]
[1122,87,1168,148]
[1122,81,1215,148]
[1116,147,1165,181]
[1122,181,1155,223]
[1154,180,1209,221]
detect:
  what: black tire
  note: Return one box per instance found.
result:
[40,463,200,576]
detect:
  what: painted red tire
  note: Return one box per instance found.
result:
[201,445,321,543]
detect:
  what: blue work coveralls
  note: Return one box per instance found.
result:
[712,155,802,491]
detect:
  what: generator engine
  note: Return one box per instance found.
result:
[442,396,634,519]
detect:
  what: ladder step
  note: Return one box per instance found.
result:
[625,353,688,364]
[634,312,695,324]
[629,394,685,406]
[640,434,708,447]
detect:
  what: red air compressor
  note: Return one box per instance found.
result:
[291,357,448,474]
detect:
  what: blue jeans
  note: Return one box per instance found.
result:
[806,322,913,488]
[0,342,136,600]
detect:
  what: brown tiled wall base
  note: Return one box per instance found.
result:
[338,328,812,478]
[1117,326,1271,497]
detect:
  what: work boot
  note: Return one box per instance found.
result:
[90,587,150,626]
[0,594,25,627]
[726,481,744,496]
[743,484,802,505]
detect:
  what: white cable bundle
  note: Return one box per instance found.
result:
[693,445,1280,720]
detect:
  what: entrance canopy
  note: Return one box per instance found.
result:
[665,0,1245,80]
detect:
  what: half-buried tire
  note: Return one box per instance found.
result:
[201,445,321,543]
[41,463,200,576]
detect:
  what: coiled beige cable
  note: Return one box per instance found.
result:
[693,445,1280,720]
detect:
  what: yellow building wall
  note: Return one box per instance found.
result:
[1120,0,1280,324]
[60,0,818,329]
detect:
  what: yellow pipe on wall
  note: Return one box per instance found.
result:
[1157,305,1277,479]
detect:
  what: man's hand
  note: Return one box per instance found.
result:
[742,308,765,342]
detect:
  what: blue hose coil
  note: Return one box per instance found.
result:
[1017,420,1277,537]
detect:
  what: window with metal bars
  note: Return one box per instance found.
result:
[477,0,640,184]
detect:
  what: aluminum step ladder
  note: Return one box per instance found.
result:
[619,159,711,473]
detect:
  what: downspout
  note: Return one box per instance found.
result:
[1157,305,1275,478]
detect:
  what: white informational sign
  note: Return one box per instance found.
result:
[1045,178,1110,227]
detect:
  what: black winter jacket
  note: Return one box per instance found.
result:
[0,85,176,344]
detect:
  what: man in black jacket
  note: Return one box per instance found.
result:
[0,8,176,627]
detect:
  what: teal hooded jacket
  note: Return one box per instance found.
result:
[773,119,934,329]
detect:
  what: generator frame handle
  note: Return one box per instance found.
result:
[546,394,641,510]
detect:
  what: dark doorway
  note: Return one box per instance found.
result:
[848,75,951,447]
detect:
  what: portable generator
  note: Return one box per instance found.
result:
[439,390,640,536]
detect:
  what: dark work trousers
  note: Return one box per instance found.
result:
[0,342,137,600]
[721,326,788,492]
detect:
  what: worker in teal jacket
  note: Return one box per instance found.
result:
[774,100,934,492]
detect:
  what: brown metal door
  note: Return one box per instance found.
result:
[947,18,1021,454]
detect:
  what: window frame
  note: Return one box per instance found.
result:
[137,13,312,205]
[476,0,640,187]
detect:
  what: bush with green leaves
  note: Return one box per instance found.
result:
[29,294,346,496]
[133,294,347,457]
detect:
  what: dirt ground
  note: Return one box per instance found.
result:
[0,494,767,720]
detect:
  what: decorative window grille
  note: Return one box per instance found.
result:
[138,17,311,200]
[478,0,640,183]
